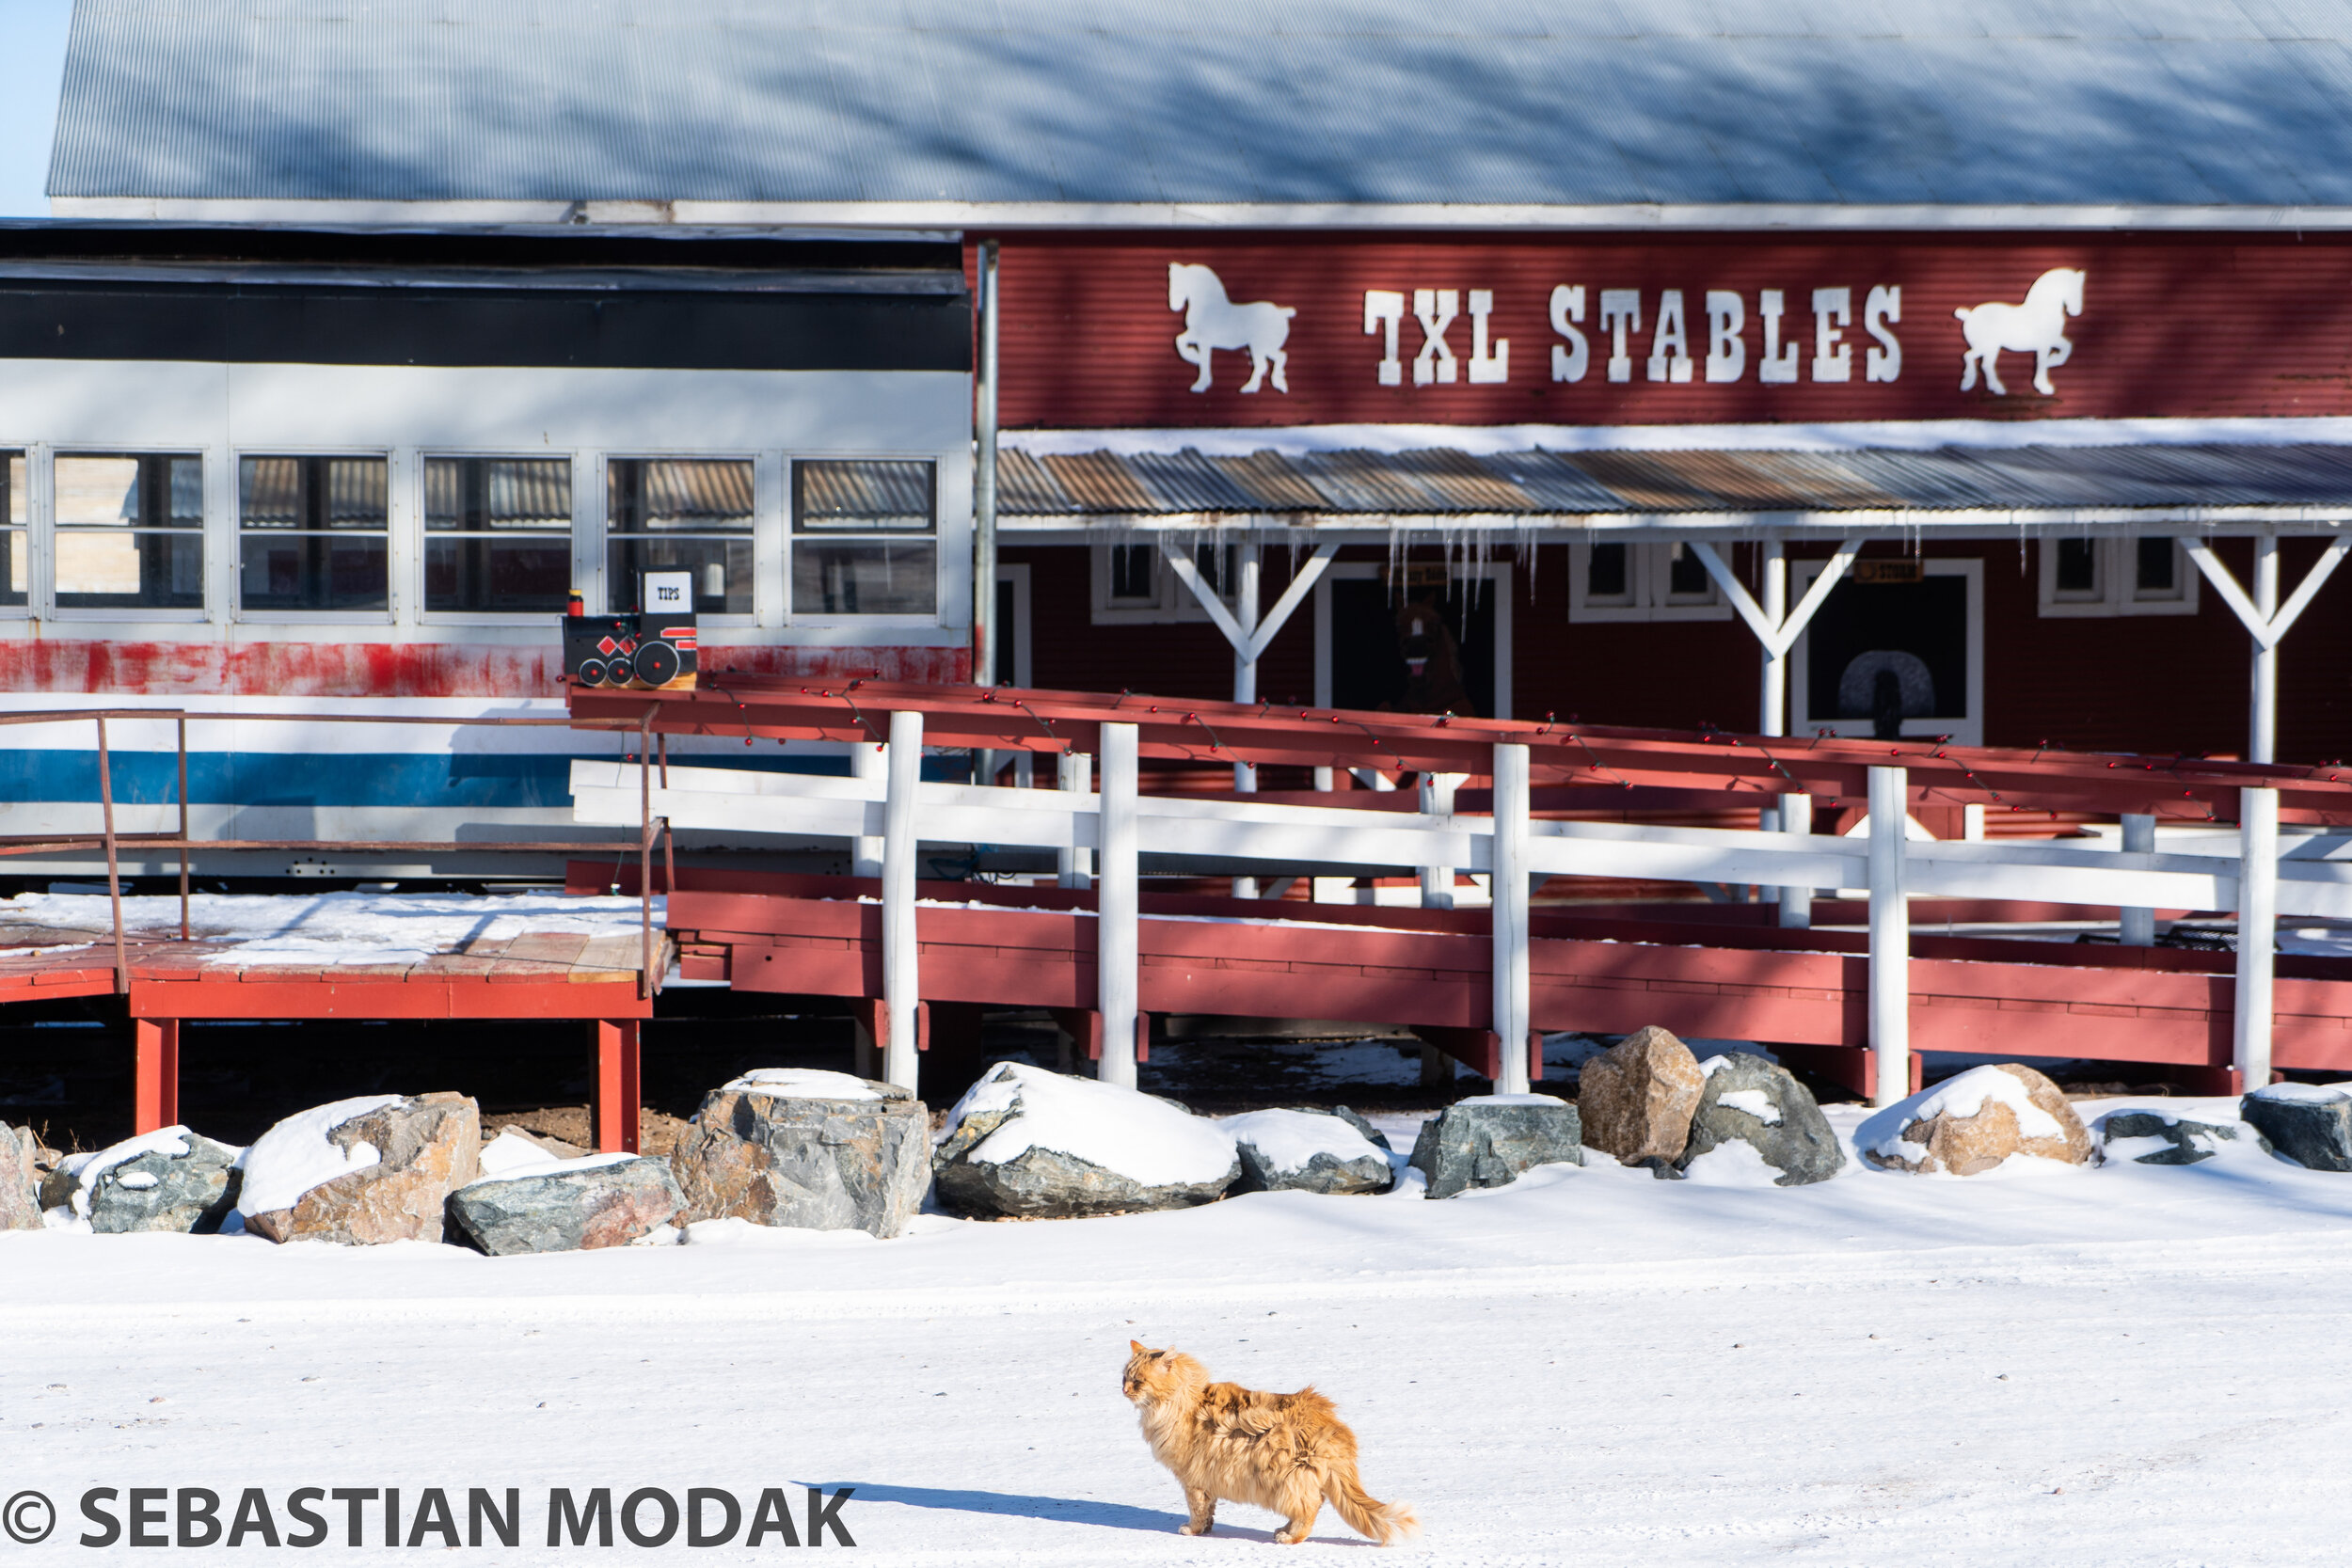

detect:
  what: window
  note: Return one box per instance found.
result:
[0,451,23,608]
[2037,535,2197,617]
[424,456,571,613]
[608,458,753,615]
[1566,541,1730,622]
[238,456,389,612]
[792,459,935,615]
[1089,540,1240,624]
[53,453,204,610]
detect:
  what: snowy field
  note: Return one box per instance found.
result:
[8,1099,2352,1565]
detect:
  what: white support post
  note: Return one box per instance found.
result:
[1777,791,1812,929]
[881,711,924,1092]
[1758,540,1788,736]
[1491,744,1533,1095]
[1057,750,1092,890]
[1098,723,1141,1088]
[1418,772,1459,911]
[2120,813,2156,946]
[2252,537,2279,766]
[851,740,885,878]
[1692,538,1858,925]
[2236,785,2279,1089]
[1232,545,1262,896]
[2187,534,2348,768]
[1867,765,1910,1107]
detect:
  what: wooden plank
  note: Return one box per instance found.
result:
[501,932,592,967]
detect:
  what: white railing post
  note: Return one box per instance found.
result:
[1491,744,1532,1094]
[881,711,923,1091]
[2236,785,2279,1089]
[2120,813,2156,945]
[1777,790,1812,929]
[1057,750,1092,890]
[851,740,885,879]
[1418,772,1458,911]
[1867,765,1910,1107]
[2252,537,2279,765]
[1099,723,1140,1088]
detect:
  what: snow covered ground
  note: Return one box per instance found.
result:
[0,891,658,967]
[8,1100,2352,1564]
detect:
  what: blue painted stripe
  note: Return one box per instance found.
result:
[0,748,967,810]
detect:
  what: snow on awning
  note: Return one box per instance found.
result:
[996,436,2352,535]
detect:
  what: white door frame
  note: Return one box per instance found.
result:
[1789,557,1984,748]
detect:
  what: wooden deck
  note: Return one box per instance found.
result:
[0,917,668,1152]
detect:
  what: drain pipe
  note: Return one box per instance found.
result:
[973,238,999,689]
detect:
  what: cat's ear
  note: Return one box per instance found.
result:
[1129,1339,1146,1354]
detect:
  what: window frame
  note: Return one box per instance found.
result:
[0,446,30,618]
[415,450,580,626]
[230,449,396,625]
[2036,534,2200,618]
[47,449,210,623]
[1566,539,1733,623]
[1088,538,1242,626]
[1789,556,1986,748]
[787,454,943,626]
[603,452,760,625]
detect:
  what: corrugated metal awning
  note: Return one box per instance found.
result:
[996,442,2352,532]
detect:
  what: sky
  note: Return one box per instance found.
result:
[0,0,74,216]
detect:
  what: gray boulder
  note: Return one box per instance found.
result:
[73,1128,245,1233]
[1221,1109,1394,1196]
[1329,1106,1391,1152]
[448,1157,685,1255]
[1675,1053,1845,1186]
[932,1062,1240,1218]
[0,1124,40,1231]
[2240,1085,2352,1171]
[2098,1111,2242,1166]
[1408,1095,1583,1199]
[672,1070,932,1238]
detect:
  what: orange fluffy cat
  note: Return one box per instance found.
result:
[1121,1340,1419,1545]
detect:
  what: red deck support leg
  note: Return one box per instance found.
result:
[594,1019,642,1154]
[134,1018,179,1133]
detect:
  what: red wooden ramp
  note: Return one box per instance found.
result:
[595,864,2352,1100]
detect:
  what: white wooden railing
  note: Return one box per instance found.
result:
[575,727,2338,1105]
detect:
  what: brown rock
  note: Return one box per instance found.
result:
[1577,1025,1705,1163]
[247,1093,482,1244]
[0,1123,40,1231]
[1867,1064,2094,1176]
[673,1079,930,1238]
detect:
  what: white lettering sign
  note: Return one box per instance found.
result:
[1704,290,1745,384]
[1548,285,1589,383]
[1412,289,1460,385]
[1363,290,1405,386]
[1599,290,1642,384]
[1467,290,1509,384]
[1811,287,1852,383]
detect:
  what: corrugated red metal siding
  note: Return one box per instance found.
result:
[988,233,2352,428]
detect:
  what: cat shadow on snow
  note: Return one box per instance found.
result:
[803,1482,1378,1544]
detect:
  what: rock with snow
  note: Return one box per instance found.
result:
[1218,1109,1393,1196]
[2096,1110,2243,1166]
[2240,1083,2352,1171]
[0,1123,39,1232]
[447,1154,685,1255]
[1577,1025,1705,1164]
[62,1126,244,1233]
[1861,1064,2092,1177]
[1676,1053,1846,1186]
[240,1092,481,1245]
[932,1063,1240,1218]
[1409,1094,1583,1199]
[672,1069,930,1239]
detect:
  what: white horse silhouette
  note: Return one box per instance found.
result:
[1168,262,1295,393]
[1956,267,2086,396]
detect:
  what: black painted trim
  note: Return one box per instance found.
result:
[0,279,970,372]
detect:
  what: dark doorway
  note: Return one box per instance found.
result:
[1329,574,1497,718]
[1804,567,1969,738]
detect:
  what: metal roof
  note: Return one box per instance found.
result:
[50,1,2352,214]
[994,442,2352,526]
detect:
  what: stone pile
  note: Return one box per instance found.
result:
[672,1069,931,1238]
[1574,1028,1843,1186]
[1861,1064,2092,1176]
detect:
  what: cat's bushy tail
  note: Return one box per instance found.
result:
[1324,1463,1419,1545]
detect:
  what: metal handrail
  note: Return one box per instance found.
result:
[0,705,668,998]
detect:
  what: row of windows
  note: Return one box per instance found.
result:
[0,452,938,617]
